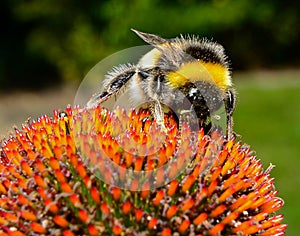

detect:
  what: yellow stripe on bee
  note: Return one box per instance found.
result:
[167,61,231,91]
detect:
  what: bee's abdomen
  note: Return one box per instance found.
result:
[179,81,224,120]
[167,81,224,134]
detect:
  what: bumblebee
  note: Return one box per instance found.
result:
[87,29,235,139]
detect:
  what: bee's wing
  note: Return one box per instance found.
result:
[131,29,168,45]
[132,29,192,69]
[86,64,138,109]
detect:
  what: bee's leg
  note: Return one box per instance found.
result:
[86,91,110,108]
[224,90,236,140]
[86,64,138,109]
[179,107,193,131]
[179,105,202,133]
[150,100,167,132]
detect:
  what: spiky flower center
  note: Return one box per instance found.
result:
[0,106,286,235]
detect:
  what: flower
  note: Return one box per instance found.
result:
[0,106,286,235]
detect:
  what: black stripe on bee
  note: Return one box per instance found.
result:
[184,43,228,67]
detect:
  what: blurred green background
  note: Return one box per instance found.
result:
[0,0,299,234]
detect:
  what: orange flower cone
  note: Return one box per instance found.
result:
[0,106,286,235]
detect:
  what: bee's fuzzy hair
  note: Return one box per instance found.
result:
[103,63,136,89]
[176,34,230,68]
[132,29,230,72]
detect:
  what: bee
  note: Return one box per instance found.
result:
[87,29,235,139]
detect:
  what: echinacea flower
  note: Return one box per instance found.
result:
[0,106,286,235]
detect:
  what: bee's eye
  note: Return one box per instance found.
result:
[138,71,150,79]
